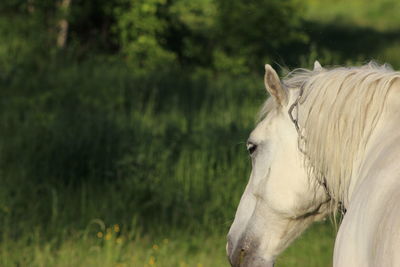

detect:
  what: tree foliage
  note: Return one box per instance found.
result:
[0,0,306,72]
[215,0,306,71]
[114,0,176,69]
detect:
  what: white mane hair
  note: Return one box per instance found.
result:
[260,62,400,211]
[280,62,400,208]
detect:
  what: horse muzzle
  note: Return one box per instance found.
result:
[227,235,275,267]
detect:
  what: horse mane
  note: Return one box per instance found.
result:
[282,62,400,207]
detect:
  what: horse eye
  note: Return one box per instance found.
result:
[246,141,257,155]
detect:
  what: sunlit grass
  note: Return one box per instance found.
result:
[0,221,334,267]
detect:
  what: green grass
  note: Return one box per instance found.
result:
[0,58,259,266]
[1,221,335,267]
[0,59,260,228]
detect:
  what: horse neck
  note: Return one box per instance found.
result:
[346,86,400,208]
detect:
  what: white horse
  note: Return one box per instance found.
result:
[227,61,400,267]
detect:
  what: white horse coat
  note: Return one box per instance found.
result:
[227,62,400,267]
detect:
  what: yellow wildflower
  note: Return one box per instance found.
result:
[152,244,159,250]
[114,224,120,233]
[97,232,103,238]
[105,232,112,241]
[149,256,155,265]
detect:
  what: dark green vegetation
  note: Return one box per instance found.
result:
[0,0,399,266]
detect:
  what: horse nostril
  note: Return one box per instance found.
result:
[227,235,252,266]
[239,248,247,265]
[228,246,248,266]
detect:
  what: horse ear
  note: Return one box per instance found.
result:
[313,60,323,70]
[264,64,287,106]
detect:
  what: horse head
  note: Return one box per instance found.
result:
[227,62,330,266]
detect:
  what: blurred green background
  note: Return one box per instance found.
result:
[0,0,398,266]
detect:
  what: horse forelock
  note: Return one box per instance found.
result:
[280,62,400,210]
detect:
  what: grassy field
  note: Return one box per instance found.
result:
[0,59,256,266]
[1,221,335,267]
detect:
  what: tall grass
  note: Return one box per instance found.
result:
[0,220,334,267]
[0,56,271,264]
